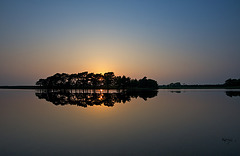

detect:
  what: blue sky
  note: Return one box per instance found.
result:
[0,0,240,85]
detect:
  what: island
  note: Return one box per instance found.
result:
[35,72,159,89]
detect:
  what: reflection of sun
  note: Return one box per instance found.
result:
[98,94,103,100]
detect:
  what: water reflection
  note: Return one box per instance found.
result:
[222,138,237,144]
[1,89,240,155]
[225,91,240,97]
[168,90,240,98]
[170,90,182,93]
[35,89,158,107]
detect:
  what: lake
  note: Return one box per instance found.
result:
[0,89,240,156]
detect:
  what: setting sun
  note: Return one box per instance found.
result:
[0,0,240,155]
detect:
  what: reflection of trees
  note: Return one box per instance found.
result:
[35,90,158,107]
[225,91,240,97]
[170,91,181,93]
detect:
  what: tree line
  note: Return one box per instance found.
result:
[224,78,240,87]
[36,72,158,89]
[158,78,240,89]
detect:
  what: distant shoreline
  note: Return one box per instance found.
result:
[0,85,240,89]
[0,86,157,90]
[158,85,240,89]
[0,86,41,89]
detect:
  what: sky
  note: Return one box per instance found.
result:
[0,0,240,85]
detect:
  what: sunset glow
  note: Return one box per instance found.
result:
[0,0,239,85]
[1,1,240,155]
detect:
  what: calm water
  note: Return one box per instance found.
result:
[0,89,240,156]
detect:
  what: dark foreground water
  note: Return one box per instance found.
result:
[0,89,240,156]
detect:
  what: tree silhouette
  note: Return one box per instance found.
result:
[224,78,240,87]
[104,72,115,88]
[36,71,158,89]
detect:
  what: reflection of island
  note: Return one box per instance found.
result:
[35,90,158,107]
[225,91,240,97]
[170,90,182,93]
